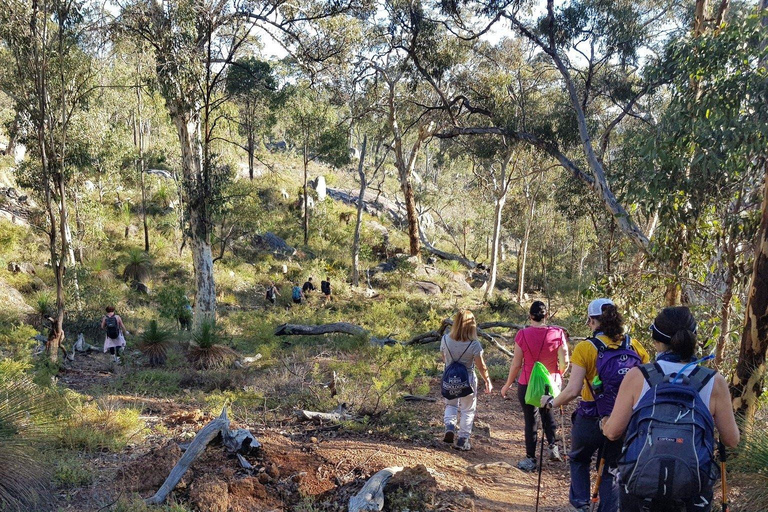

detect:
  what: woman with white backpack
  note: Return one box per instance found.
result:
[603,307,740,512]
[440,310,493,451]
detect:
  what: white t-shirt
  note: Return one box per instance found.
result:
[633,360,715,410]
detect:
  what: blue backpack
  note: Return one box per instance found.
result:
[441,338,474,399]
[292,286,301,300]
[619,363,718,502]
[589,334,643,417]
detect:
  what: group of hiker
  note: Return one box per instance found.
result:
[440,299,740,512]
[266,276,332,306]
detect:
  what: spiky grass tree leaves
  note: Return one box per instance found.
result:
[138,320,173,367]
[189,320,237,370]
[0,378,56,511]
[122,247,151,283]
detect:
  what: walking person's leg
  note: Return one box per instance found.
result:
[569,413,602,511]
[443,398,459,443]
[540,404,562,460]
[517,383,539,470]
[455,392,477,450]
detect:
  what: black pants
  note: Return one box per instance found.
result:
[517,383,557,459]
[620,489,713,512]
[108,347,123,356]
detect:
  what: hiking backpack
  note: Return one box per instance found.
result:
[105,315,120,339]
[441,338,474,400]
[589,334,643,417]
[292,286,301,300]
[619,363,718,502]
[266,287,275,300]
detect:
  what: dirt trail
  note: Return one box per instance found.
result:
[59,351,576,511]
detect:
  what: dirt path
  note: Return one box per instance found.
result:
[59,351,576,511]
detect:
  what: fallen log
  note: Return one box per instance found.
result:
[478,321,526,331]
[145,407,260,505]
[419,232,478,269]
[233,354,262,368]
[275,322,366,337]
[402,394,437,402]
[348,466,404,512]
[294,404,356,424]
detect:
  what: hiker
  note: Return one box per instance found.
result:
[501,301,569,471]
[265,282,280,306]
[603,307,740,512]
[101,306,129,363]
[291,283,304,305]
[179,296,192,330]
[302,277,315,295]
[541,298,649,512]
[441,310,493,451]
[320,276,331,303]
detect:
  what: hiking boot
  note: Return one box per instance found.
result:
[548,444,562,462]
[454,437,471,451]
[517,457,537,472]
[443,430,455,444]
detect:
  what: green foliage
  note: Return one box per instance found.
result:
[156,284,191,322]
[53,456,93,488]
[138,320,173,366]
[122,248,152,283]
[189,320,237,370]
[56,399,145,453]
[0,378,56,511]
[735,425,768,509]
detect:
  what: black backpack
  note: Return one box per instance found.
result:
[266,287,275,300]
[105,315,119,339]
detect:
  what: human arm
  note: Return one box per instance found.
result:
[501,344,524,399]
[603,367,644,440]
[710,374,740,447]
[558,341,570,376]
[542,364,586,408]
[474,353,493,394]
[117,316,130,336]
[100,316,106,329]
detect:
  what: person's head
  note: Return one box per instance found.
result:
[587,298,624,342]
[450,309,477,342]
[105,306,115,314]
[326,276,330,281]
[529,301,547,322]
[308,277,313,282]
[650,307,698,361]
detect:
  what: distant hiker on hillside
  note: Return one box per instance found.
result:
[501,301,569,472]
[102,306,129,363]
[179,296,192,330]
[540,298,649,512]
[291,283,304,305]
[603,307,739,512]
[441,310,493,452]
[302,277,316,295]
[265,282,280,306]
[320,276,331,303]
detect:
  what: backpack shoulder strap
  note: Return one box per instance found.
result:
[621,334,632,351]
[688,366,717,392]
[638,362,665,387]
[589,336,607,353]
[443,335,456,364]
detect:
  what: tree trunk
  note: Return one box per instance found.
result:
[730,160,768,423]
[248,133,255,181]
[517,197,534,303]
[303,146,309,246]
[716,239,736,368]
[484,192,506,300]
[135,59,149,253]
[401,178,420,256]
[172,111,216,325]
[352,135,368,287]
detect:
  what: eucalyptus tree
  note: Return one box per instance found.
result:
[0,0,97,361]
[225,57,279,181]
[120,0,365,324]
[284,83,350,245]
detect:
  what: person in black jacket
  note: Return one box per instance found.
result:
[321,277,331,303]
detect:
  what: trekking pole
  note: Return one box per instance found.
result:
[535,385,550,512]
[590,439,607,512]
[719,439,730,512]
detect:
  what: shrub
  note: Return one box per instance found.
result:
[56,398,145,452]
[138,320,173,366]
[0,378,56,511]
[122,248,152,283]
[156,284,191,324]
[735,425,768,509]
[189,320,237,370]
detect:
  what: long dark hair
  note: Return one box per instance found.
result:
[651,307,697,361]
[594,304,624,343]
[529,301,547,322]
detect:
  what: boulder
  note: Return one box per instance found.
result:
[131,281,149,294]
[411,280,442,295]
[252,232,296,259]
[312,175,327,201]
[0,279,33,315]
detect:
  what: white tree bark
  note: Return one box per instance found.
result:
[352,135,368,286]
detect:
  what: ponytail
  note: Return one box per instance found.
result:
[652,307,698,361]
[597,304,624,343]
